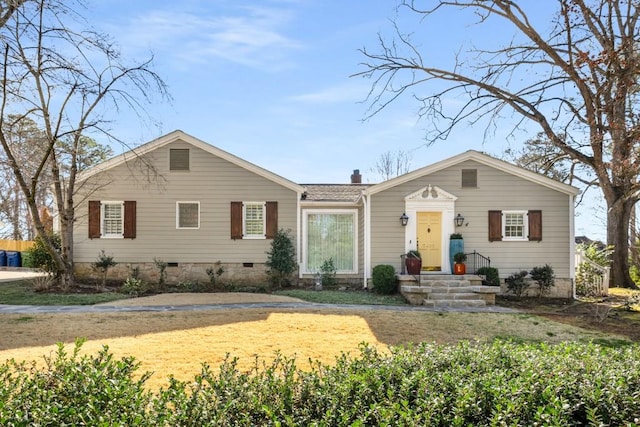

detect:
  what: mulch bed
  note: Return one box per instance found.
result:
[497,295,640,342]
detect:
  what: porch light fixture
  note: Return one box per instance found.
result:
[455,213,465,227]
[400,213,409,226]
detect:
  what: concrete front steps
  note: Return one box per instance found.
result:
[399,274,500,308]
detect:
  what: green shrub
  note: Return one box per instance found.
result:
[121,277,149,297]
[0,340,155,425]
[453,251,467,263]
[371,264,397,294]
[153,258,168,289]
[530,264,555,297]
[175,280,207,292]
[576,243,613,296]
[265,229,297,287]
[206,261,225,289]
[92,249,117,290]
[476,266,500,287]
[320,258,337,287]
[25,232,61,274]
[2,341,640,425]
[506,270,529,297]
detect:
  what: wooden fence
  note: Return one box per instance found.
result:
[0,240,35,252]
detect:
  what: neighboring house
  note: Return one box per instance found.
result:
[73,130,580,298]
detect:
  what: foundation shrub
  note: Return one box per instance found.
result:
[506,270,529,297]
[121,277,150,297]
[476,266,500,287]
[371,264,397,294]
[2,341,640,425]
[265,229,297,288]
[530,264,555,297]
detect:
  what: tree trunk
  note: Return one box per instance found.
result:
[607,199,637,289]
[58,205,75,291]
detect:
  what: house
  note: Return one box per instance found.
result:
[73,130,580,298]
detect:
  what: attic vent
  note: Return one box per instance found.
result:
[461,169,477,188]
[170,149,190,171]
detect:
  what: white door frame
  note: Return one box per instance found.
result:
[404,185,457,274]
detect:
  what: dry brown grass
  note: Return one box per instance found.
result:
[0,293,625,390]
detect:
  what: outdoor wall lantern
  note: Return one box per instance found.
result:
[455,213,465,227]
[400,213,409,226]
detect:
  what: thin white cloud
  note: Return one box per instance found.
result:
[116,4,303,71]
[289,81,370,104]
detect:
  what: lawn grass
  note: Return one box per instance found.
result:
[274,288,408,305]
[0,279,407,307]
[0,280,128,305]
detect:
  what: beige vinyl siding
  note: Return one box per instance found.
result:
[370,160,573,278]
[74,141,298,264]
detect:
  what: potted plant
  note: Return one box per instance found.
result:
[449,233,464,272]
[405,250,422,275]
[453,251,467,275]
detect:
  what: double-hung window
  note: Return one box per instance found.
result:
[243,202,265,238]
[304,210,357,274]
[230,201,277,240]
[101,202,124,238]
[503,211,527,240]
[488,210,542,242]
[176,201,200,229]
[88,200,136,239]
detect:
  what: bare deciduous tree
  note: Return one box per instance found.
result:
[0,0,168,289]
[0,0,26,28]
[0,116,50,240]
[370,149,412,181]
[355,0,640,288]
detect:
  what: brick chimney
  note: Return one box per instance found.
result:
[350,169,362,184]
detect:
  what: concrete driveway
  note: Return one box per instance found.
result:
[0,269,46,283]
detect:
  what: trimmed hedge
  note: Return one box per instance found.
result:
[371,264,397,294]
[1,340,640,425]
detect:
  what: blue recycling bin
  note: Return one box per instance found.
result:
[0,250,6,267]
[7,251,21,267]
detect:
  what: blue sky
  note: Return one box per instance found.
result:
[84,0,605,240]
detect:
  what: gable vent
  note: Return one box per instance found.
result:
[461,169,477,188]
[170,148,190,171]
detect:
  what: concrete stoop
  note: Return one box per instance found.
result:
[399,274,500,307]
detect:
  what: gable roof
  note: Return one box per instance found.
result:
[77,130,305,193]
[365,150,580,196]
[301,184,370,203]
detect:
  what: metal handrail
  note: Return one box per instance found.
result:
[465,250,491,274]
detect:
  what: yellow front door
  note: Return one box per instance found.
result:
[417,212,442,271]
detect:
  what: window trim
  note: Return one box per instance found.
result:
[302,209,358,274]
[502,210,528,241]
[100,201,124,239]
[176,201,200,229]
[242,201,266,239]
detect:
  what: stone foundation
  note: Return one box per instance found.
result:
[74,261,272,286]
[500,278,573,299]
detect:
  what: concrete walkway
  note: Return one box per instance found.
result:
[0,301,519,315]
